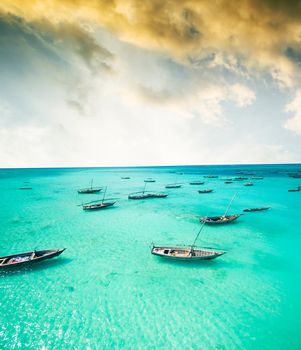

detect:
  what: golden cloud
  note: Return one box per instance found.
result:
[1,0,301,85]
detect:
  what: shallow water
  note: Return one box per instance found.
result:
[0,164,301,349]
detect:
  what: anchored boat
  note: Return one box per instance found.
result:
[244,182,254,186]
[78,179,102,194]
[129,182,167,199]
[189,181,204,185]
[200,193,241,224]
[198,189,214,193]
[0,249,65,269]
[144,178,156,183]
[82,187,116,210]
[200,214,241,224]
[243,207,270,212]
[151,223,225,261]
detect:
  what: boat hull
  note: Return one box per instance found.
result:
[151,247,224,261]
[200,214,241,224]
[0,249,65,269]
[83,202,115,210]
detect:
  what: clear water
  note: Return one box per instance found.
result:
[0,164,300,349]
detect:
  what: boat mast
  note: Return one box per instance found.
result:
[223,193,237,217]
[143,182,147,194]
[191,221,206,250]
[102,186,107,203]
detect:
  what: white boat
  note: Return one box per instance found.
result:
[151,246,224,260]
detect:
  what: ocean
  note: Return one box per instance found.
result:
[0,164,300,349]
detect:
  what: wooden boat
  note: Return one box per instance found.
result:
[244,182,254,186]
[200,214,241,224]
[252,177,264,180]
[19,187,32,190]
[165,184,182,188]
[82,187,116,210]
[189,181,204,185]
[144,178,156,183]
[151,222,225,261]
[224,181,233,184]
[204,175,218,178]
[198,189,213,193]
[243,207,270,212]
[78,179,102,194]
[235,177,248,181]
[129,182,167,199]
[121,177,130,179]
[0,249,65,269]
[151,246,224,260]
[129,191,167,199]
[288,188,300,192]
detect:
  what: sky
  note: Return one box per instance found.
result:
[0,0,300,167]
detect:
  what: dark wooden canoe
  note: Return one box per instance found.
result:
[78,188,102,194]
[243,207,270,212]
[198,189,214,193]
[0,249,65,269]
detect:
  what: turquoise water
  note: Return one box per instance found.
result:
[0,164,301,349]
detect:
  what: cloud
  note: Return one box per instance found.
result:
[284,90,301,134]
[1,0,301,86]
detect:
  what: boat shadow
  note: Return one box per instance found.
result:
[0,258,72,277]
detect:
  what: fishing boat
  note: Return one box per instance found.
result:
[165,184,182,188]
[121,177,130,179]
[198,189,214,193]
[244,182,254,186]
[151,223,225,261]
[82,187,116,210]
[129,192,168,199]
[235,177,248,181]
[189,181,204,185]
[144,178,156,183]
[200,194,241,224]
[224,181,233,184]
[19,187,32,190]
[200,214,241,224]
[0,249,65,269]
[288,188,300,192]
[243,207,270,212]
[251,177,264,180]
[129,182,167,199]
[78,179,102,194]
[204,175,218,178]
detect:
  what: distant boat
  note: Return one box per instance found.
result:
[289,174,301,178]
[151,222,225,261]
[165,184,182,189]
[200,193,240,224]
[200,214,241,224]
[235,177,248,181]
[129,182,167,199]
[129,192,167,199]
[243,207,270,212]
[0,249,65,269]
[165,175,183,188]
[189,181,204,185]
[288,188,300,192]
[244,182,254,186]
[144,178,156,183]
[252,177,264,180]
[204,175,218,178]
[78,179,102,194]
[19,187,32,190]
[121,177,130,179]
[82,187,116,210]
[224,181,233,184]
[198,189,214,193]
